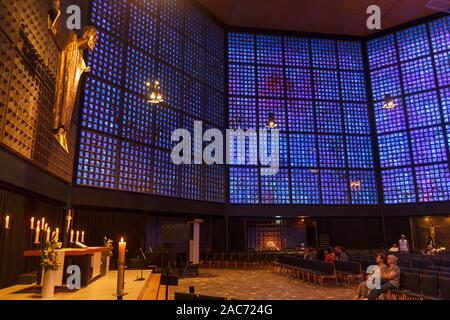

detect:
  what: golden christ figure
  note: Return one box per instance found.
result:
[48,0,97,153]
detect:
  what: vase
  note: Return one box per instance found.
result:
[41,270,55,299]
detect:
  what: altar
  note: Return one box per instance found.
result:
[24,247,111,287]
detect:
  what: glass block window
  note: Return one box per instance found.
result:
[349,170,378,204]
[401,57,436,94]
[337,41,364,71]
[397,24,430,61]
[428,16,450,53]
[370,65,402,101]
[374,99,407,134]
[205,165,225,202]
[434,51,450,87]
[119,141,152,193]
[311,39,337,68]
[291,169,320,204]
[229,97,257,130]
[181,165,203,200]
[321,170,349,204]
[346,136,374,169]
[260,168,290,204]
[284,37,310,67]
[442,87,450,123]
[228,33,255,63]
[410,127,447,165]
[287,100,315,133]
[382,168,416,204]
[314,69,340,100]
[122,92,153,145]
[405,91,442,129]
[158,23,183,68]
[367,34,397,70]
[378,132,411,168]
[229,167,259,204]
[257,66,285,97]
[229,64,256,96]
[256,35,283,65]
[344,103,370,134]
[316,102,343,133]
[415,164,450,202]
[125,47,156,96]
[258,99,286,130]
[128,1,158,55]
[340,71,367,101]
[155,105,181,150]
[318,135,346,168]
[290,134,317,167]
[285,68,312,99]
[153,149,179,197]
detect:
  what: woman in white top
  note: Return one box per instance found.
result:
[398,234,409,253]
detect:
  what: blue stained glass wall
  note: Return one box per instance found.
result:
[228,33,377,204]
[77,0,226,202]
[369,16,450,204]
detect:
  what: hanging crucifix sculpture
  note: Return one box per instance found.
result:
[48,0,97,153]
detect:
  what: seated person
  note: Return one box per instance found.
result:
[368,255,400,300]
[337,247,349,262]
[353,253,387,300]
[325,247,335,263]
[388,244,399,252]
[303,248,313,260]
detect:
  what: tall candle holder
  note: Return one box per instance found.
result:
[115,237,128,300]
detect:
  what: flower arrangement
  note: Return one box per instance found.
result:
[104,236,114,257]
[40,236,59,271]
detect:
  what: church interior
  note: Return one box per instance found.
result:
[0,0,449,301]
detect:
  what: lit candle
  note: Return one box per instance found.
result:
[30,217,35,230]
[117,237,126,297]
[70,230,74,243]
[34,223,41,244]
[5,215,10,229]
[46,227,50,243]
[75,230,80,243]
[41,218,45,230]
[81,231,85,243]
[44,223,48,231]
[55,228,59,242]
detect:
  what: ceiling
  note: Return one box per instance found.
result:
[196,0,443,36]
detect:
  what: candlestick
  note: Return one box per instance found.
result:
[46,227,50,243]
[117,237,126,299]
[70,230,74,243]
[55,228,59,242]
[81,231,85,243]
[30,217,35,230]
[75,230,80,243]
[34,225,40,244]
[5,215,10,229]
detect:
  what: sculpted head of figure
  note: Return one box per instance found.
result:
[82,26,97,51]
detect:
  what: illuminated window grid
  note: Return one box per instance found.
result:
[183,77,204,119]
[318,135,346,168]
[442,87,450,123]
[181,115,203,160]
[76,130,118,188]
[316,102,343,134]
[287,100,314,133]
[258,99,286,130]
[410,126,447,165]
[153,149,179,197]
[128,1,158,56]
[160,0,184,32]
[447,125,450,150]
[370,65,402,101]
[122,92,153,145]
[313,70,340,100]
[260,168,290,204]
[367,34,398,70]
[184,39,205,81]
[340,71,367,102]
[291,169,320,204]
[206,54,225,92]
[311,39,337,68]
[154,105,181,150]
[124,47,156,96]
[283,36,310,67]
[158,23,183,68]
[82,76,121,136]
[396,24,430,62]
[346,136,374,169]
[228,33,255,64]
[181,165,204,200]
[87,30,124,86]
[257,66,285,98]
[134,0,158,15]
[374,99,407,134]
[206,17,225,58]
[205,165,225,202]
[382,168,416,204]
[434,51,450,87]
[344,103,371,135]
[91,0,128,39]
[205,87,225,127]
[158,64,183,110]
[256,35,283,65]
[229,167,260,204]
[416,163,450,202]
[320,170,349,205]
[428,16,450,53]
[337,41,364,71]
[228,134,258,166]
[378,132,411,168]
[349,170,377,204]
[264,132,289,167]
[185,5,205,46]
[229,97,257,130]
[405,91,442,129]
[228,64,256,96]
[289,134,318,167]
[285,68,312,99]
[119,141,152,193]
[401,57,436,94]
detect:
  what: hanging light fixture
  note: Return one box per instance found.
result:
[350,181,362,191]
[146,80,164,104]
[266,112,277,129]
[382,94,397,109]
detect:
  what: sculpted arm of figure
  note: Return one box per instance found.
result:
[48,0,67,50]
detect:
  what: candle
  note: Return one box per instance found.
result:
[70,230,74,243]
[41,218,45,230]
[75,231,80,243]
[81,231,85,243]
[117,237,126,298]
[46,227,50,243]
[30,217,35,230]
[5,215,10,229]
[44,223,48,231]
[55,228,59,242]
[34,224,41,244]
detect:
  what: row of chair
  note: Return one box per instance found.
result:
[200,252,278,269]
[388,273,450,300]
[174,292,228,300]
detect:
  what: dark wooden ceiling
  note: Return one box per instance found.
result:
[195,0,441,36]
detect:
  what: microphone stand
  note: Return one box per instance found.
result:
[135,248,146,281]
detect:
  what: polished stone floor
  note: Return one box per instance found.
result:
[168,268,355,300]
